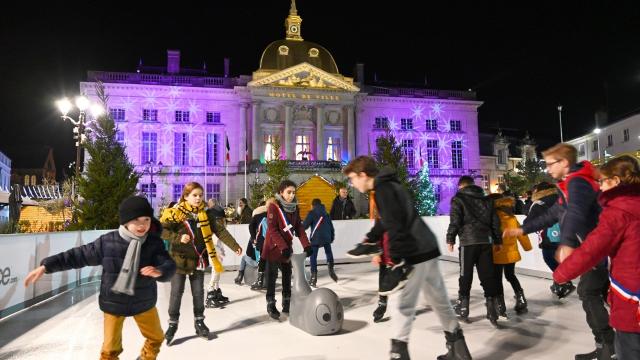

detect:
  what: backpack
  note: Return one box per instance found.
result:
[546,223,561,243]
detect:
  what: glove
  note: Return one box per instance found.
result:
[304,246,313,258]
[281,248,292,259]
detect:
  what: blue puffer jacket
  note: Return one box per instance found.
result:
[303,204,335,247]
[41,224,176,317]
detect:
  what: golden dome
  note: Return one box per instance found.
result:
[259,39,339,74]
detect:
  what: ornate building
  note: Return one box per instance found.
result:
[80,1,482,214]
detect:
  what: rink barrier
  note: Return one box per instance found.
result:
[0,215,551,320]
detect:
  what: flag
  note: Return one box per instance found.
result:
[419,147,424,168]
[225,134,230,162]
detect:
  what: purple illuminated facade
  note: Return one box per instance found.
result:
[80,3,481,214]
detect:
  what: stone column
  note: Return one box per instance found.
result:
[346,105,355,160]
[284,102,294,160]
[251,101,261,160]
[239,102,248,163]
[316,104,325,160]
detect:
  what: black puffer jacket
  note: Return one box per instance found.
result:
[41,227,176,317]
[330,196,356,220]
[446,185,502,246]
[372,167,441,264]
[525,188,559,249]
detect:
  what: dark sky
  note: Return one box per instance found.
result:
[2,1,640,175]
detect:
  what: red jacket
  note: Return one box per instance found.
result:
[554,183,640,333]
[262,202,310,263]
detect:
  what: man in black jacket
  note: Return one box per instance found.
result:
[446,175,503,326]
[329,186,356,220]
[504,144,614,360]
[344,156,471,360]
[24,196,176,360]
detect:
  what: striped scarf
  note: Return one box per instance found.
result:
[163,201,224,273]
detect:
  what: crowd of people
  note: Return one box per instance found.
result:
[21,142,639,360]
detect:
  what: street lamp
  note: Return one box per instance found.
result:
[593,128,602,161]
[56,96,104,200]
[143,161,164,209]
[557,105,564,142]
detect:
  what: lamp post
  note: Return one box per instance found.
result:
[56,96,104,201]
[593,128,602,161]
[557,105,564,143]
[144,161,164,209]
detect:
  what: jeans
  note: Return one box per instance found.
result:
[391,259,460,342]
[240,255,258,271]
[615,330,640,360]
[168,271,205,322]
[310,244,334,272]
[577,264,615,344]
[495,263,523,295]
[266,261,292,302]
[458,244,497,297]
[541,246,559,271]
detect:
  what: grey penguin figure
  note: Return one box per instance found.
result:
[289,253,344,335]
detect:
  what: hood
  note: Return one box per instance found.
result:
[252,205,267,216]
[312,203,327,213]
[598,183,640,219]
[532,187,557,202]
[493,196,515,209]
[568,161,599,182]
[458,185,486,199]
[374,166,399,187]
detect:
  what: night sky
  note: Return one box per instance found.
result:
[1,1,639,176]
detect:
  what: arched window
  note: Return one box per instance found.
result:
[24,175,30,186]
[31,175,37,185]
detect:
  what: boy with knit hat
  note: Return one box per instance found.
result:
[24,196,176,360]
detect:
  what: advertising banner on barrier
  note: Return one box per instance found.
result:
[0,234,37,312]
[34,232,81,298]
[78,230,110,283]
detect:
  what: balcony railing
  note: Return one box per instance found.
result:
[368,86,476,100]
[249,160,343,173]
[87,71,238,88]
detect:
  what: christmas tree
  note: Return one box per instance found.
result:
[414,165,438,216]
[76,83,140,229]
[373,131,410,187]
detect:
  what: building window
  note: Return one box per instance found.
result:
[116,131,125,147]
[402,139,415,169]
[450,120,462,132]
[173,184,183,202]
[24,175,30,186]
[578,143,586,157]
[174,133,189,166]
[623,128,629,142]
[264,134,277,161]
[426,139,439,168]
[482,175,489,190]
[175,110,190,123]
[110,108,125,122]
[607,134,613,147]
[206,183,221,201]
[141,132,157,164]
[143,109,158,122]
[497,149,506,165]
[592,140,599,152]
[31,175,36,185]
[141,183,157,198]
[374,117,389,129]
[295,135,311,160]
[206,112,221,124]
[497,175,504,184]
[426,119,438,131]
[326,137,341,161]
[434,184,441,203]
[206,133,219,166]
[401,118,413,130]
[452,140,463,169]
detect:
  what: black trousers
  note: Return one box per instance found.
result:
[168,271,205,322]
[265,260,292,302]
[577,264,615,344]
[495,263,523,295]
[257,258,266,273]
[458,244,497,297]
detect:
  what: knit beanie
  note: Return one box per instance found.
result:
[119,196,154,225]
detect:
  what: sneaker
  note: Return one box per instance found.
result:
[379,260,414,296]
[347,242,382,258]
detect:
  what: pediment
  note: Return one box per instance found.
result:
[249,63,359,92]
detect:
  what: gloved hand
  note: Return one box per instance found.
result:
[304,246,313,258]
[281,248,292,259]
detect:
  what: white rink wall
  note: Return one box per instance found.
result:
[0,215,549,319]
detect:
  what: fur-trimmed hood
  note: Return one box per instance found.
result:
[532,187,557,202]
[252,205,267,217]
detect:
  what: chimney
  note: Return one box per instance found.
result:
[355,63,365,86]
[224,58,230,78]
[167,49,181,74]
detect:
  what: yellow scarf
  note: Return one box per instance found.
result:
[161,201,224,273]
